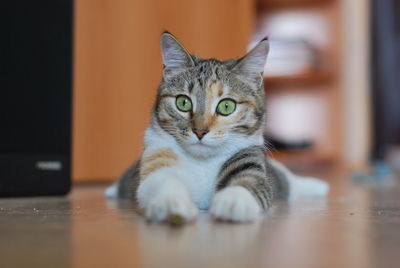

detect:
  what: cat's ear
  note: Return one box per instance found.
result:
[231,38,269,87]
[160,31,195,71]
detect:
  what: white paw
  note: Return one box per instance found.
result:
[289,176,330,200]
[137,175,198,223]
[210,186,262,222]
[144,189,198,223]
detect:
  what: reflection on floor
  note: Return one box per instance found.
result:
[1,167,400,268]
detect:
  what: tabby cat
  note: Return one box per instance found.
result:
[106,32,329,223]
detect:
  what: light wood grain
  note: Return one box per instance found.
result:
[1,168,400,268]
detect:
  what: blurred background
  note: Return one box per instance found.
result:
[73,0,373,182]
[71,0,400,182]
[2,0,400,185]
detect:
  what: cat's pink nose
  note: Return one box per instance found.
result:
[192,128,209,140]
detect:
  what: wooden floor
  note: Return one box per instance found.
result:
[1,167,400,268]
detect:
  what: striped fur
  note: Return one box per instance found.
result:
[107,32,328,223]
[217,146,277,210]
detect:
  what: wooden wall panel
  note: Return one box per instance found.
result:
[73,0,253,181]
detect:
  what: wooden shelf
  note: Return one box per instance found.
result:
[264,72,331,87]
[267,148,335,166]
[255,0,343,165]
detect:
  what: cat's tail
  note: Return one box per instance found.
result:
[268,159,329,200]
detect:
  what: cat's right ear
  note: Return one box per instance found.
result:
[160,32,195,71]
[231,38,269,88]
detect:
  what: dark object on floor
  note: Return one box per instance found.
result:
[264,135,312,151]
[352,161,391,183]
[0,0,73,197]
[168,214,185,226]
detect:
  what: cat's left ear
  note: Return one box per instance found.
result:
[160,31,195,72]
[231,38,269,87]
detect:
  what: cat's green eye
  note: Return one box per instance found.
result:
[176,95,192,112]
[217,99,236,116]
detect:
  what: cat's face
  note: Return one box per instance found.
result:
[153,33,269,158]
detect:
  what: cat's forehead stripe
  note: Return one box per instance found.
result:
[196,86,206,114]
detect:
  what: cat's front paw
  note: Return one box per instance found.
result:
[210,186,262,222]
[145,191,198,223]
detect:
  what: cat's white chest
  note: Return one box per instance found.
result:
[174,154,225,210]
[141,125,259,210]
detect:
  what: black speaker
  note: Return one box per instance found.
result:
[0,0,73,196]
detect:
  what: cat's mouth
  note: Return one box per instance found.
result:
[191,141,212,148]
